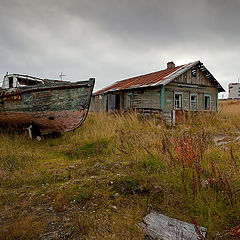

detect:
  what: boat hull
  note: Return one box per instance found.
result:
[0,79,94,133]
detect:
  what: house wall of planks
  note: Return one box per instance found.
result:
[90,67,218,114]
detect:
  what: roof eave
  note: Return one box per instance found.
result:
[217,86,225,93]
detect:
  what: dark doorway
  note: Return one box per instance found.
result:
[204,95,211,110]
[9,77,13,88]
[106,96,109,112]
[115,94,120,110]
[106,94,121,112]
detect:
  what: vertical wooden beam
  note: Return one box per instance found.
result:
[216,88,218,112]
[172,110,175,125]
[161,86,165,110]
[91,96,95,112]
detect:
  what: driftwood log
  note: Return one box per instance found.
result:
[140,212,207,240]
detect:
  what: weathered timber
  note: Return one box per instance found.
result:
[164,82,217,111]
[91,61,225,124]
[141,212,207,240]
[0,74,95,134]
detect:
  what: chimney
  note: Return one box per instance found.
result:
[167,61,175,69]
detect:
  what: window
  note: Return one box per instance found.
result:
[174,92,183,110]
[190,93,198,111]
[204,95,211,110]
[238,87,240,96]
[17,78,42,86]
[192,67,197,77]
[127,93,133,109]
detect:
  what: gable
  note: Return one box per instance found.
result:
[173,67,215,87]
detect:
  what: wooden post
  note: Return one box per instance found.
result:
[216,88,218,112]
[161,86,165,110]
[172,110,175,125]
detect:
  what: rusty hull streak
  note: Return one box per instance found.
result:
[0,109,87,132]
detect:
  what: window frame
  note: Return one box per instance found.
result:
[204,94,211,111]
[174,92,183,110]
[190,93,198,111]
[127,92,133,109]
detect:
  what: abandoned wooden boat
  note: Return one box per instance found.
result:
[0,74,95,137]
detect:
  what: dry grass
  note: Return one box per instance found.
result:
[219,99,240,115]
[0,215,46,240]
[0,105,240,239]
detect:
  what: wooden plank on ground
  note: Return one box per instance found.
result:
[141,212,207,240]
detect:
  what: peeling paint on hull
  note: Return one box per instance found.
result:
[0,79,95,133]
[0,109,86,132]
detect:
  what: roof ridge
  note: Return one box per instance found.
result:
[118,64,183,82]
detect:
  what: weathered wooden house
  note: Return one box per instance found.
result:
[91,61,224,123]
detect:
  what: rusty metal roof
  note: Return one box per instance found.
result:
[94,61,225,95]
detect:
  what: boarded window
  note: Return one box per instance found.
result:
[204,95,211,110]
[190,94,198,111]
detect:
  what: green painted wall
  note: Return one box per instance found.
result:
[164,83,217,112]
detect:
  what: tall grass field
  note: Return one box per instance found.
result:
[0,99,240,239]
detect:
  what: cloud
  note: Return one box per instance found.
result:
[0,0,239,94]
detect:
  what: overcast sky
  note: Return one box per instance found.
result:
[1,0,240,98]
